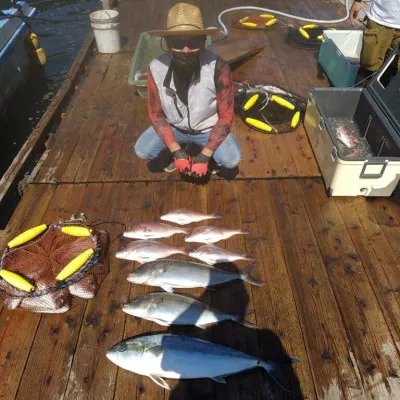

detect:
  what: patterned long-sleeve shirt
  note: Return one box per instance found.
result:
[147,57,234,152]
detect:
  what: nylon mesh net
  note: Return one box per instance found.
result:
[0,223,109,313]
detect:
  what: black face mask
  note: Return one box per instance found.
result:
[171,50,200,70]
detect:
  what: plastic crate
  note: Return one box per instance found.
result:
[318,30,363,88]
[129,32,211,97]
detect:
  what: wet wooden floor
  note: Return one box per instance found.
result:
[1,0,400,399]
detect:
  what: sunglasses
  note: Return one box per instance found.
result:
[170,38,202,50]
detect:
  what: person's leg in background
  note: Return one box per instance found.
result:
[361,19,396,72]
[389,28,400,69]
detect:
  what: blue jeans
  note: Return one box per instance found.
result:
[135,126,242,169]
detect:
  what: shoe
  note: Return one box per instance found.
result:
[164,162,176,173]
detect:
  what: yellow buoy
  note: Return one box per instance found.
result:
[302,24,318,29]
[317,35,323,40]
[8,224,47,248]
[271,95,295,110]
[299,28,310,39]
[246,117,273,132]
[29,33,40,49]
[0,270,35,292]
[291,111,301,128]
[56,248,94,281]
[241,22,257,28]
[239,16,249,23]
[328,28,337,31]
[265,18,277,27]
[243,94,259,111]
[260,14,274,18]
[36,48,47,66]
[61,226,93,237]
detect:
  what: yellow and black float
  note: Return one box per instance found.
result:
[287,24,336,50]
[235,83,304,134]
[236,13,278,30]
[0,217,108,313]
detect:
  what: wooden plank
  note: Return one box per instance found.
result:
[367,197,400,262]
[35,54,112,184]
[1,33,94,204]
[208,182,267,399]
[238,180,316,399]
[335,197,400,351]
[62,183,129,400]
[268,180,365,399]
[14,184,102,400]
[299,179,400,398]
[0,184,80,400]
[113,182,166,400]
[72,53,133,183]
[210,39,264,65]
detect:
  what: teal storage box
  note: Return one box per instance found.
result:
[318,30,363,88]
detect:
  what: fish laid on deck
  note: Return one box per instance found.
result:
[127,259,263,292]
[189,243,255,265]
[116,240,187,263]
[106,334,299,391]
[123,222,188,239]
[184,225,248,243]
[160,209,223,225]
[123,291,256,328]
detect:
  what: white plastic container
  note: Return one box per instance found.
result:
[90,10,120,54]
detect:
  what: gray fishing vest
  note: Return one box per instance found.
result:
[149,49,219,133]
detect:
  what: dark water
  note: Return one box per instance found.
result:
[0,0,99,177]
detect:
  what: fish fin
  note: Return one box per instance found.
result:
[260,360,300,394]
[242,252,255,262]
[148,375,170,390]
[212,210,223,219]
[234,312,257,329]
[241,263,264,287]
[195,323,208,330]
[211,376,227,384]
[160,286,174,293]
[146,345,165,357]
[151,318,171,327]
[240,225,250,235]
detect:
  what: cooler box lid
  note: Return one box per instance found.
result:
[367,44,400,134]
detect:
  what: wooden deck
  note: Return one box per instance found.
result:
[1,0,400,399]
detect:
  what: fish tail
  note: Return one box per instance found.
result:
[181,227,190,234]
[212,210,223,219]
[260,359,300,394]
[242,252,255,262]
[234,310,257,328]
[241,263,264,286]
[240,225,250,235]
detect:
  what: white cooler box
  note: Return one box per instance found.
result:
[304,44,400,196]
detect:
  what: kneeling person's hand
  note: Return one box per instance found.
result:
[191,153,210,177]
[172,149,191,174]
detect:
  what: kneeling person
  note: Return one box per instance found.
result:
[134,3,242,177]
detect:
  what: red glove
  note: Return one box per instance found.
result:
[191,153,210,177]
[172,149,191,174]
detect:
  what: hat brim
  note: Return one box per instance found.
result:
[148,28,220,37]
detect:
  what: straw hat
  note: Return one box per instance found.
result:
[149,3,220,37]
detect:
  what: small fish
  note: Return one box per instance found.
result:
[116,240,186,263]
[123,222,188,240]
[127,259,263,292]
[336,126,360,157]
[160,209,223,225]
[106,334,299,391]
[123,292,256,329]
[185,226,248,244]
[189,244,254,265]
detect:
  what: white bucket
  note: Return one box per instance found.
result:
[90,10,121,54]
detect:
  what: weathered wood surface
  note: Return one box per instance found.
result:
[1,181,400,399]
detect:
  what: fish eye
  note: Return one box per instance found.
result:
[117,342,127,352]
